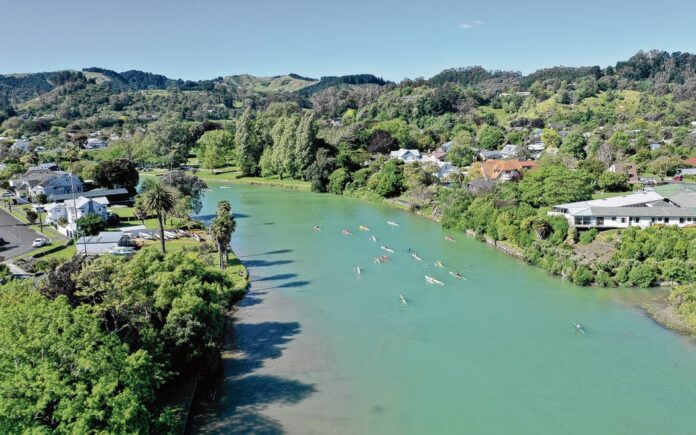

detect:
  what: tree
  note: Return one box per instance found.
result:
[560,131,587,158]
[35,192,47,232]
[236,108,260,176]
[161,170,208,215]
[328,168,350,194]
[520,164,593,207]
[198,130,234,173]
[140,179,175,254]
[542,128,563,148]
[93,159,140,195]
[367,130,398,154]
[0,281,164,433]
[303,148,336,192]
[209,201,236,269]
[25,209,37,225]
[369,160,405,197]
[598,172,630,192]
[133,198,148,225]
[294,112,316,175]
[477,124,505,149]
[76,213,107,236]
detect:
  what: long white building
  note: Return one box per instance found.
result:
[549,189,696,229]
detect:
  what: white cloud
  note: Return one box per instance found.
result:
[459,20,484,30]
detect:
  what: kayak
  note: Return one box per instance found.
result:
[411,253,422,262]
[449,271,464,279]
[381,246,395,253]
[425,275,444,286]
[387,221,400,227]
[359,225,370,231]
[435,260,444,268]
[342,229,353,235]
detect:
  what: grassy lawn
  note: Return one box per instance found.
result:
[139,166,311,191]
[139,237,204,253]
[43,244,77,261]
[3,205,64,239]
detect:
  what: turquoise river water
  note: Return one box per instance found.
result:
[190,184,696,435]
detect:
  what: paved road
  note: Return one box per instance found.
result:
[0,208,41,260]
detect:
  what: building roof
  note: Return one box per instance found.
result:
[50,187,129,202]
[554,191,664,213]
[678,168,696,176]
[686,157,696,167]
[500,144,519,155]
[479,150,504,160]
[389,149,421,159]
[74,196,109,209]
[76,231,127,245]
[480,159,538,180]
[431,151,447,161]
[575,207,696,218]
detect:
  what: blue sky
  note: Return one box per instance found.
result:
[1,0,695,81]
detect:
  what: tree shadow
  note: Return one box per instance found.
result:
[238,291,266,308]
[252,281,310,292]
[252,273,298,282]
[190,321,314,434]
[240,249,293,258]
[244,259,294,268]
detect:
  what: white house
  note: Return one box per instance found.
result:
[500,144,520,159]
[30,172,83,198]
[10,169,83,199]
[11,139,30,152]
[85,138,107,149]
[389,149,422,163]
[548,191,696,229]
[527,141,546,159]
[45,196,109,225]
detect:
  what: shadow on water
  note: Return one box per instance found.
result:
[191,321,315,434]
[195,213,250,222]
[252,273,299,283]
[238,291,266,308]
[240,249,293,258]
[244,259,294,268]
[252,281,311,292]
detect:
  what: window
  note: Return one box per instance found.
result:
[621,218,626,223]
[596,217,604,226]
[664,218,669,224]
[680,218,685,224]
[611,217,616,221]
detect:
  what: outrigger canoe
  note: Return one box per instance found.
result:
[411,253,422,262]
[425,275,444,286]
[449,271,464,279]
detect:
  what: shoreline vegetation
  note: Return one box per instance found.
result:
[191,174,696,336]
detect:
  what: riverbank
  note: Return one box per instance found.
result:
[179,249,249,433]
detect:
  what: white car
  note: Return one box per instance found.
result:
[32,238,48,248]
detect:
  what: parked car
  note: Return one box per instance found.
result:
[1,192,12,198]
[32,238,48,248]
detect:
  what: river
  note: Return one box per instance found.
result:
[189,184,696,435]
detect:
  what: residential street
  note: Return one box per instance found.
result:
[0,208,40,260]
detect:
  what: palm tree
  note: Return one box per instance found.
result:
[141,179,175,254]
[210,200,236,269]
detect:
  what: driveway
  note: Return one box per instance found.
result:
[0,208,41,260]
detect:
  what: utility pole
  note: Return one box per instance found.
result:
[69,145,87,254]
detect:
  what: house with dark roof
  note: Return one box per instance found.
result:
[9,169,83,199]
[608,162,640,184]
